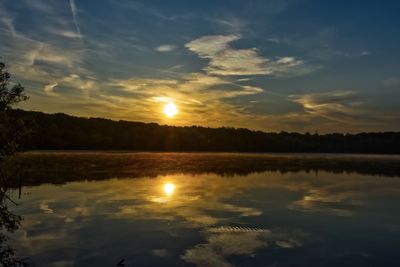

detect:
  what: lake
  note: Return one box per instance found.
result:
[5,152,400,266]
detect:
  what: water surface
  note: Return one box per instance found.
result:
[7,152,400,266]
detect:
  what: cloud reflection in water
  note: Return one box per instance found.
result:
[9,169,400,266]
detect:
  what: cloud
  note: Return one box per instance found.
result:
[359,50,371,56]
[223,85,263,98]
[182,230,269,267]
[290,91,358,108]
[53,29,82,39]
[288,194,356,217]
[68,0,81,38]
[39,200,54,214]
[22,0,55,13]
[266,28,370,61]
[115,1,179,21]
[284,90,398,131]
[185,34,304,76]
[182,226,305,267]
[113,74,253,96]
[383,77,400,87]
[0,16,82,70]
[0,17,17,37]
[33,43,79,67]
[289,91,362,123]
[152,249,168,257]
[107,72,264,126]
[43,82,59,96]
[155,44,177,52]
[109,78,178,93]
[0,9,94,98]
[109,73,263,101]
[208,17,248,33]
[61,74,96,90]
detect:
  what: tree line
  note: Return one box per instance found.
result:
[7,109,400,154]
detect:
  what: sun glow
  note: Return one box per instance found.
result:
[163,182,175,196]
[163,102,178,118]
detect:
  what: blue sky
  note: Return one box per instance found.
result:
[1,0,399,132]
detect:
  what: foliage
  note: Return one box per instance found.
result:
[0,62,28,113]
[0,62,28,159]
[0,193,27,267]
[0,62,28,266]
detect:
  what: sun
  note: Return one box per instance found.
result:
[163,102,178,118]
[163,182,175,196]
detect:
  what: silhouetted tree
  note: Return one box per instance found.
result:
[0,61,29,266]
[1,62,28,159]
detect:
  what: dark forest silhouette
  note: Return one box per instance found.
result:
[9,109,400,154]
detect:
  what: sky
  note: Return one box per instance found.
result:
[1,0,399,133]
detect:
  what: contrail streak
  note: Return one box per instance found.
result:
[69,0,81,38]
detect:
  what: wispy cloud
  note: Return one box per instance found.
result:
[208,17,248,33]
[185,34,305,76]
[155,44,176,52]
[114,1,182,21]
[52,29,82,39]
[106,72,264,125]
[286,90,400,132]
[289,91,363,123]
[0,16,82,70]
[22,0,55,13]
[0,17,17,37]
[383,77,400,87]
[43,82,59,96]
[69,0,81,38]
[266,28,371,60]
[0,6,92,99]
[110,73,263,100]
[290,91,359,109]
